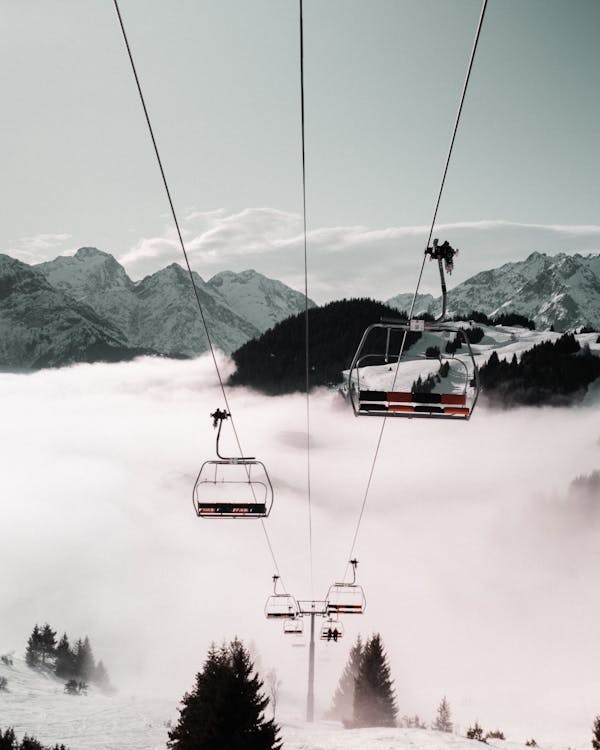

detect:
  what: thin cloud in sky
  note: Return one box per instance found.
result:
[3,212,599,300]
[6,232,73,265]
[115,209,600,300]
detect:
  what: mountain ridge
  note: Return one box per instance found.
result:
[386,252,600,330]
[0,248,312,370]
[1,248,599,372]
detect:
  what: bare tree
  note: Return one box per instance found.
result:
[266,668,282,719]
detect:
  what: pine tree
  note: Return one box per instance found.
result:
[167,639,281,750]
[352,633,397,728]
[592,715,600,750]
[0,727,17,749]
[39,624,57,666]
[54,634,75,679]
[25,626,42,668]
[432,696,453,732]
[327,635,363,723]
[73,637,95,681]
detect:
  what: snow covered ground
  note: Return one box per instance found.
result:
[347,324,600,395]
[0,658,592,750]
[0,657,174,749]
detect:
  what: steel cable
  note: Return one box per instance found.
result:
[342,0,488,580]
[112,0,286,589]
[299,0,314,598]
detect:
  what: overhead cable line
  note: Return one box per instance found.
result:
[299,0,314,598]
[342,0,489,580]
[112,0,286,587]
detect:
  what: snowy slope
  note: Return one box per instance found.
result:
[345,324,600,395]
[1,657,582,750]
[387,252,600,331]
[0,655,585,750]
[0,656,173,750]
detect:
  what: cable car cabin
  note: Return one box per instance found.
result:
[265,594,299,620]
[348,321,479,420]
[193,458,273,518]
[326,583,366,615]
[283,617,304,636]
[320,619,344,642]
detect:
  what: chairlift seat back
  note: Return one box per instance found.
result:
[265,594,298,619]
[326,583,366,615]
[348,322,479,419]
[193,459,273,518]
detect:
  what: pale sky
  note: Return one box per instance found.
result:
[1,1,599,300]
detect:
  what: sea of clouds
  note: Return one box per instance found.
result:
[1,355,599,744]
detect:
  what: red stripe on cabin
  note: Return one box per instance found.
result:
[330,605,363,610]
[389,405,415,413]
[387,391,412,403]
[443,407,470,416]
[441,393,467,406]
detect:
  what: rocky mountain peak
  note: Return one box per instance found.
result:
[387,251,600,331]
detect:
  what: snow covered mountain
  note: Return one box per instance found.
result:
[385,292,436,317]
[387,252,600,330]
[0,254,152,370]
[208,269,312,331]
[0,248,313,369]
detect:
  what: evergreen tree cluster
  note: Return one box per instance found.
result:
[452,310,536,330]
[167,639,281,750]
[328,634,397,729]
[466,722,508,743]
[0,727,67,750]
[467,721,487,742]
[412,373,437,394]
[479,333,600,406]
[445,327,485,355]
[229,298,420,394]
[25,624,111,691]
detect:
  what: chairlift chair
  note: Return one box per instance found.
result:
[320,617,344,642]
[193,409,274,518]
[265,575,299,619]
[283,617,304,636]
[326,559,366,616]
[347,240,480,419]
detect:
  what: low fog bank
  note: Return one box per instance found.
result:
[1,355,599,745]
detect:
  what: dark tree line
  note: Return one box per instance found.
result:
[328,633,397,728]
[479,333,600,406]
[230,298,420,394]
[167,639,281,750]
[0,728,67,750]
[452,310,536,330]
[25,624,110,691]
